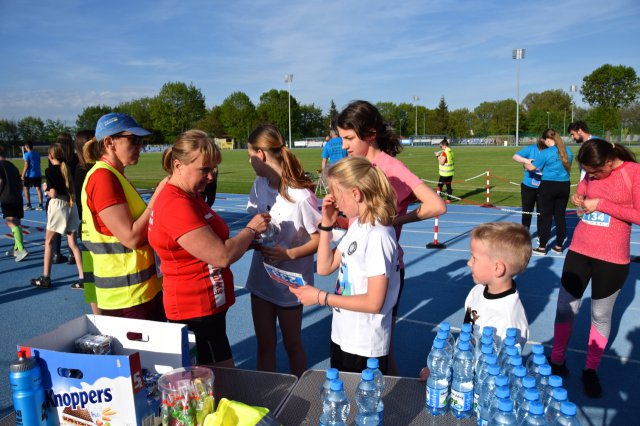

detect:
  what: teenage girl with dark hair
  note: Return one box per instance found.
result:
[549,139,639,398]
[336,100,446,374]
[525,128,573,255]
[245,124,321,377]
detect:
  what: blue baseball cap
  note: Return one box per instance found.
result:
[95,113,151,141]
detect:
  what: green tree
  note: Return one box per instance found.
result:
[522,90,572,114]
[433,97,450,134]
[256,89,299,142]
[299,104,325,138]
[193,106,226,138]
[326,100,339,130]
[116,98,154,131]
[150,81,207,142]
[76,105,112,131]
[448,108,474,138]
[472,100,516,136]
[218,91,256,142]
[18,116,46,143]
[0,119,19,149]
[44,119,73,143]
[582,64,640,134]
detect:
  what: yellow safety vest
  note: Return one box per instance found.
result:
[439,147,455,177]
[81,161,162,310]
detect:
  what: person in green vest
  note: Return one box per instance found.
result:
[436,137,454,204]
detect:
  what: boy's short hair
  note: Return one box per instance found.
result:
[471,222,532,275]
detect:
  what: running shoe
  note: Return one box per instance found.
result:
[31,276,51,289]
[532,247,546,256]
[15,250,29,262]
[552,245,563,254]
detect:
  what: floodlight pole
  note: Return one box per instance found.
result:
[413,95,420,137]
[284,74,293,148]
[547,111,550,129]
[570,84,577,123]
[512,48,525,146]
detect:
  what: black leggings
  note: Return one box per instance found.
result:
[520,183,540,230]
[438,175,453,196]
[537,180,570,248]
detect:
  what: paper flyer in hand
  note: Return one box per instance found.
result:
[263,262,306,288]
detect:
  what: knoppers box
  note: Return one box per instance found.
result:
[19,315,194,426]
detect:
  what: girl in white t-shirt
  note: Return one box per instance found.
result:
[246,124,321,377]
[290,156,400,374]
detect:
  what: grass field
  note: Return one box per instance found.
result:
[12,145,640,207]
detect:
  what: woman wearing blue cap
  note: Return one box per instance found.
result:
[79,113,166,320]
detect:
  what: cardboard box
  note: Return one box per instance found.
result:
[19,315,194,426]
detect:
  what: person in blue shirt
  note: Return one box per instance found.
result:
[21,141,44,210]
[512,138,548,230]
[525,129,573,255]
[321,127,348,176]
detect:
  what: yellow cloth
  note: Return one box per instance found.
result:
[203,398,271,426]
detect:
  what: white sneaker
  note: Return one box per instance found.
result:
[15,250,29,262]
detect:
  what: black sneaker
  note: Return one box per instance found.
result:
[548,357,570,378]
[31,276,51,289]
[532,247,546,256]
[70,281,84,290]
[582,369,603,398]
[52,254,68,264]
[552,245,563,254]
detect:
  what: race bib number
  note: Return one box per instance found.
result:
[531,176,541,187]
[582,211,611,227]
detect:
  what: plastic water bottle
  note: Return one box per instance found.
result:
[544,388,568,423]
[367,358,384,425]
[553,401,580,426]
[504,355,523,382]
[521,401,547,426]
[517,376,537,408]
[425,339,452,416]
[525,345,545,371]
[516,388,541,424]
[321,368,339,403]
[439,322,455,348]
[477,363,501,422]
[528,354,548,379]
[497,336,516,364]
[450,340,474,419]
[460,322,473,336]
[435,330,453,356]
[488,399,517,426]
[537,364,552,395]
[260,222,280,247]
[500,346,520,375]
[509,366,527,407]
[482,326,500,353]
[454,332,472,357]
[475,336,495,366]
[474,354,498,415]
[485,385,511,424]
[9,350,48,426]
[542,375,563,408]
[320,379,350,426]
[355,369,379,426]
[475,344,495,374]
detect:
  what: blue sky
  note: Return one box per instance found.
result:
[1,0,638,123]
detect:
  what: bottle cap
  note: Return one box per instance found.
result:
[525,388,539,401]
[488,364,501,375]
[495,375,509,387]
[553,387,568,401]
[366,358,379,369]
[532,344,544,355]
[533,354,547,365]
[330,379,344,391]
[548,375,563,387]
[529,401,544,415]
[496,386,510,399]
[485,354,498,365]
[433,339,445,349]
[461,323,472,333]
[481,344,493,355]
[439,322,451,332]
[437,330,449,340]
[480,336,493,346]
[560,401,577,416]
[509,355,523,366]
[506,328,517,338]
[459,332,471,343]
[326,368,339,380]
[498,399,513,412]
[506,346,519,356]
[482,326,495,337]
[361,369,374,381]
[9,350,37,373]
[513,366,527,377]
[539,364,552,376]
[503,336,516,347]
[457,340,470,352]
[522,376,536,389]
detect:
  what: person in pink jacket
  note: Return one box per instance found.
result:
[549,138,639,398]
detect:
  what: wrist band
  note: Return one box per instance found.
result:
[317,223,333,232]
[316,289,321,305]
[244,226,257,236]
[324,291,330,308]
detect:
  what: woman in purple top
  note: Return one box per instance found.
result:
[336,100,446,374]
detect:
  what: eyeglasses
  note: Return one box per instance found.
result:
[114,133,144,146]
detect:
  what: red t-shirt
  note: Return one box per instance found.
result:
[85,168,128,235]
[148,183,235,320]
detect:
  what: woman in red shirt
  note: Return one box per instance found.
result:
[149,130,270,366]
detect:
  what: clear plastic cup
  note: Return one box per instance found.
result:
[158,366,215,426]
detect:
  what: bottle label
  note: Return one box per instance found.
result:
[426,385,449,409]
[450,388,472,412]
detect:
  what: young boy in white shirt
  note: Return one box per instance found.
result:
[420,222,531,380]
